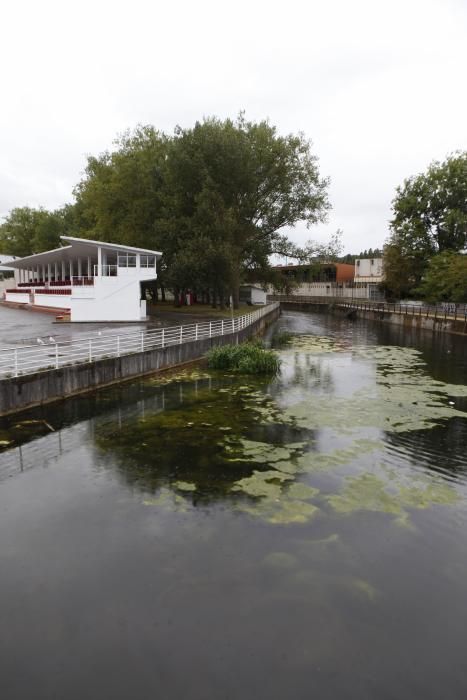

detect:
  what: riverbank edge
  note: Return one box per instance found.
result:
[0,305,280,417]
[279,300,467,337]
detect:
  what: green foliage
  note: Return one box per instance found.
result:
[0,206,76,256]
[416,252,467,302]
[2,115,330,305]
[206,341,281,374]
[385,152,467,298]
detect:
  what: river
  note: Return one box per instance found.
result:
[1,310,467,699]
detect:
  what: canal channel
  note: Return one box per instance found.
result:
[1,309,467,699]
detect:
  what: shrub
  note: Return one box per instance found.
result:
[206,342,280,374]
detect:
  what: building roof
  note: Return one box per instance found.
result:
[0,254,19,271]
[7,236,162,269]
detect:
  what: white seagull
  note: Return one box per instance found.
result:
[37,338,45,345]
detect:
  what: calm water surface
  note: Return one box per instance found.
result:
[1,311,467,700]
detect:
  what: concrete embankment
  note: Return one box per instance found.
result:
[275,298,467,338]
[333,305,467,337]
[0,306,280,416]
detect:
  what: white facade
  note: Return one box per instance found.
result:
[4,237,161,322]
[239,285,267,305]
[354,258,384,300]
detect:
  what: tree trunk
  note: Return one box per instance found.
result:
[160,283,166,302]
[231,265,240,309]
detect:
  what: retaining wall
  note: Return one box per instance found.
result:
[279,299,467,337]
[337,306,467,336]
[0,306,280,416]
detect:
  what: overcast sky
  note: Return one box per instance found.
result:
[1,0,466,253]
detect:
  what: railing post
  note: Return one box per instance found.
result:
[195,324,198,341]
[141,332,144,352]
[14,349,18,377]
[180,326,183,344]
[221,320,224,335]
[209,322,212,338]
[162,328,165,348]
[89,339,92,362]
[117,336,120,357]
[55,343,59,369]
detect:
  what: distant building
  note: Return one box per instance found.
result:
[239,285,267,305]
[354,258,384,300]
[3,237,162,321]
[270,258,385,300]
[271,262,356,298]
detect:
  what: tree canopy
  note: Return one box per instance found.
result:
[1,115,332,306]
[384,153,467,298]
[0,207,73,257]
[416,252,467,303]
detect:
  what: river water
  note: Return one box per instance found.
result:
[1,310,467,699]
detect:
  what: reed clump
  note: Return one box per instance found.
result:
[206,341,281,374]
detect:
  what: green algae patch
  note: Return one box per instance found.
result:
[241,499,319,525]
[94,377,314,509]
[175,481,197,492]
[327,473,459,519]
[281,344,467,438]
[146,368,212,386]
[225,438,304,465]
[143,488,190,512]
[286,483,320,500]
[283,335,345,354]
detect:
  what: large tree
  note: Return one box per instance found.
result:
[161,115,330,306]
[384,153,467,297]
[73,116,330,306]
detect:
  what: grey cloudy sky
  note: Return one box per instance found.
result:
[1,0,466,253]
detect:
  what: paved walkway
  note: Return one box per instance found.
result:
[0,304,234,347]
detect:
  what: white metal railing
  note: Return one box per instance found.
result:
[0,303,279,379]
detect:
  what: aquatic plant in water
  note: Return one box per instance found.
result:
[206,342,281,374]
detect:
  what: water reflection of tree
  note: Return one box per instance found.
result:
[93,381,316,503]
[276,352,334,393]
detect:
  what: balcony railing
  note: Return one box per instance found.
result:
[72,277,94,286]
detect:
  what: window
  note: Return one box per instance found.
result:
[118,253,137,267]
[140,255,156,268]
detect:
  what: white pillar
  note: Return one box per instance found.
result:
[136,253,141,271]
[54,262,58,281]
[47,264,51,283]
[97,247,102,277]
[61,261,66,280]
[87,256,91,277]
[41,264,45,282]
[78,258,82,277]
[69,260,73,281]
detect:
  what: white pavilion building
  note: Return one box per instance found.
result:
[3,236,162,322]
